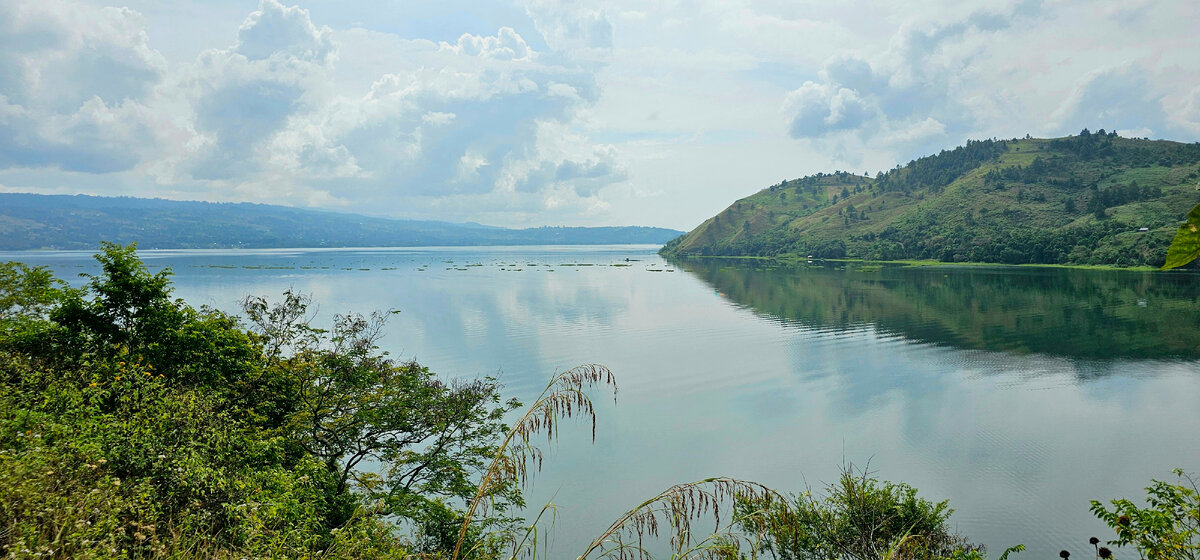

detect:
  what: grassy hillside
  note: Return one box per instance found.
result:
[0,194,682,250]
[662,132,1200,267]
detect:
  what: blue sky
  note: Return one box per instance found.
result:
[1,0,1198,230]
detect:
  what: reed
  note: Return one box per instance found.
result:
[452,364,618,560]
[447,364,789,560]
[577,476,780,560]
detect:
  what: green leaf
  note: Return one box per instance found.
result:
[998,543,1026,560]
[1162,203,1200,270]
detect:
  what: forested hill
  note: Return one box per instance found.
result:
[0,194,682,250]
[661,132,1200,267]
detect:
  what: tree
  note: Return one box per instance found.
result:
[51,241,177,352]
[48,242,261,390]
[240,290,522,538]
[0,262,63,321]
[0,243,523,556]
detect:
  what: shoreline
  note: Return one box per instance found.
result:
[662,252,1171,272]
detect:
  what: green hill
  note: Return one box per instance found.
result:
[661,131,1200,267]
[0,193,682,250]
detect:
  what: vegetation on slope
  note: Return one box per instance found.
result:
[0,194,682,250]
[662,131,1200,267]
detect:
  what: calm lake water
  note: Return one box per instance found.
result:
[6,245,1200,558]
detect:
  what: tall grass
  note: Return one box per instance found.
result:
[449,365,779,560]
[577,477,778,559]
[453,364,619,560]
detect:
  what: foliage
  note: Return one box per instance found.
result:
[1162,203,1200,270]
[0,262,63,321]
[240,291,522,533]
[876,139,1006,194]
[0,242,519,558]
[735,465,985,560]
[1090,470,1199,560]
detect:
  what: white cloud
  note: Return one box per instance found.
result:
[0,0,172,172]
[134,3,617,220]
[1174,86,1200,135]
[769,0,1200,169]
[784,83,876,137]
[524,0,613,55]
[235,0,332,62]
[182,1,336,181]
[442,27,532,60]
[1050,66,1158,134]
[1047,62,1200,141]
[780,7,1027,150]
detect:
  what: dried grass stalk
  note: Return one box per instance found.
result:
[452,364,618,560]
[578,477,781,560]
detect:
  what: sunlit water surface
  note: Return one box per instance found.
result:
[7,246,1199,559]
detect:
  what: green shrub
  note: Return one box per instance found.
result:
[0,243,521,557]
[1090,470,1199,560]
[736,466,984,560]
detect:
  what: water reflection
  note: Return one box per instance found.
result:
[675,258,1200,361]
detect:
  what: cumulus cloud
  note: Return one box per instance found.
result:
[190,10,619,216]
[784,83,876,137]
[778,0,1200,162]
[1176,87,1200,134]
[442,27,531,60]
[1052,65,1168,138]
[780,5,1038,154]
[12,0,1197,230]
[0,0,628,224]
[184,0,336,180]
[320,36,614,205]
[524,0,613,54]
[235,0,332,62]
[510,138,625,198]
[0,0,171,173]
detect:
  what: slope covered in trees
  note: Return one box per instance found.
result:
[661,132,1200,267]
[0,194,681,250]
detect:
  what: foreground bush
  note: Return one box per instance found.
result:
[734,466,1005,560]
[0,243,517,557]
[1090,470,1199,560]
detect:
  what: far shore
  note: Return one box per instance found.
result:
[664,253,1169,272]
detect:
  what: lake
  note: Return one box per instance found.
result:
[6,245,1199,559]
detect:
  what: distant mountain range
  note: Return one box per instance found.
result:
[0,194,683,250]
[662,132,1200,268]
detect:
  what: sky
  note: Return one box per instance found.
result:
[2,0,1199,230]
